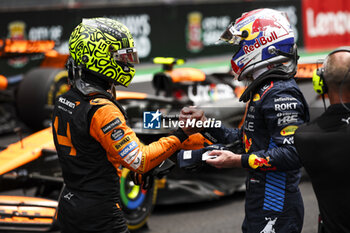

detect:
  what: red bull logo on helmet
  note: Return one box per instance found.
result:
[251,18,281,34]
[243,31,278,54]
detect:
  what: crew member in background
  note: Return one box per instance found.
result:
[52,18,188,233]
[295,48,350,233]
[178,8,309,233]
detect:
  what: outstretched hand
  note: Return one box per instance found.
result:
[205,150,242,169]
[179,106,207,135]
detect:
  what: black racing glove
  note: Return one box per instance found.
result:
[151,158,176,178]
[177,144,227,172]
[177,140,244,172]
[129,159,175,189]
[129,171,154,190]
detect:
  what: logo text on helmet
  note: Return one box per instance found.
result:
[243,31,278,54]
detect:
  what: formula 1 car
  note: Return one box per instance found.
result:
[0,39,69,134]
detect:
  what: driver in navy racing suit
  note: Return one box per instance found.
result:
[179,8,309,233]
[200,77,309,232]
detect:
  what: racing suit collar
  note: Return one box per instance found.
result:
[75,77,111,98]
[239,68,293,103]
[73,78,128,120]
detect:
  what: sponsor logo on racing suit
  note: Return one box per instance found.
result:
[280,125,298,136]
[119,141,138,158]
[260,217,277,233]
[101,118,122,134]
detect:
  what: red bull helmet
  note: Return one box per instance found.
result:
[220,8,296,81]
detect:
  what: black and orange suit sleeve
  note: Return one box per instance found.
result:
[89,99,185,174]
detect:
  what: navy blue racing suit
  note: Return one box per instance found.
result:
[201,77,309,233]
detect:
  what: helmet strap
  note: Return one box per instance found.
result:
[268,45,297,59]
[111,84,117,99]
[66,57,86,88]
[66,57,77,86]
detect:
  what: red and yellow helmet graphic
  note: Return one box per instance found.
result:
[221,8,295,81]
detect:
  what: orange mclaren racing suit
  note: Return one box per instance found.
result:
[52,88,187,233]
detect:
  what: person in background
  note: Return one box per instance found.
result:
[52,18,188,233]
[295,47,350,233]
[178,8,309,233]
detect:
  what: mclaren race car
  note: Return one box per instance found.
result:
[0,39,69,134]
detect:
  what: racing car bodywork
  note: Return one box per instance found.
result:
[0,195,58,232]
[0,128,61,231]
[0,39,68,77]
[0,39,69,134]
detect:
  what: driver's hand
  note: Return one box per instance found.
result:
[179,106,207,135]
[205,150,242,169]
[128,171,154,190]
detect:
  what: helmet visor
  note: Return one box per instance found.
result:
[219,23,245,45]
[112,47,140,64]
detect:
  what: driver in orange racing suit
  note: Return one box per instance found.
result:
[52,18,188,233]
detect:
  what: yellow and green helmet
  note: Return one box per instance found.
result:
[69,18,139,87]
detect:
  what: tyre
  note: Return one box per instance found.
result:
[16,68,69,130]
[119,168,157,231]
